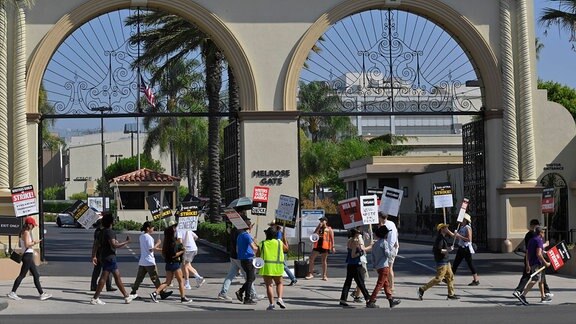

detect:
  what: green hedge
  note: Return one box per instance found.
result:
[43,201,75,213]
[196,222,227,246]
[112,220,141,231]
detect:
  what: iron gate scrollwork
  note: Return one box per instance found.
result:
[223,119,240,206]
[462,119,487,248]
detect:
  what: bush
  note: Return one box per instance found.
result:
[43,200,75,213]
[196,221,227,246]
[44,214,57,222]
[69,192,88,200]
[43,185,65,200]
[113,220,141,231]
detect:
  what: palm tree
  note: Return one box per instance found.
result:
[126,10,226,222]
[39,84,64,151]
[536,37,545,60]
[540,1,576,47]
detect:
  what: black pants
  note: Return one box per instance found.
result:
[91,258,113,291]
[514,261,550,293]
[239,259,256,301]
[340,264,370,301]
[452,246,477,275]
[12,253,43,294]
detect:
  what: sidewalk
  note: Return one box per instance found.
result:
[0,271,572,315]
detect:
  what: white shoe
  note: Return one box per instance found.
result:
[40,293,52,301]
[195,278,206,288]
[90,298,106,305]
[125,294,136,303]
[217,293,232,301]
[184,281,192,290]
[545,292,554,298]
[7,292,22,301]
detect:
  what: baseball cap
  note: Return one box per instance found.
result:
[436,223,449,231]
[24,217,38,227]
[534,226,547,235]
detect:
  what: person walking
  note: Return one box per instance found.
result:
[90,213,135,305]
[259,226,289,310]
[350,226,369,303]
[520,226,551,304]
[7,217,52,301]
[128,221,172,300]
[367,225,401,308]
[451,213,480,286]
[338,228,375,308]
[90,219,114,292]
[378,212,399,291]
[235,219,259,305]
[306,217,335,280]
[513,219,552,305]
[180,229,205,289]
[417,223,460,301]
[269,221,297,286]
[149,224,193,304]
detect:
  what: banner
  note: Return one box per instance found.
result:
[11,185,38,217]
[224,208,249,230]
[301,209,325,237]
[546,241,572,271]
[456,198,470,222]
[251,186,270,216]
[379,187,403,217]
[338,197,362,229]
[360,195,379,225]
[433,182,453,208]
[176,202,199,231]
[541,188,555,214]
[275,195,299,228]
[146,192,173,221]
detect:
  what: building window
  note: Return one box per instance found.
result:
[120,192,145,209]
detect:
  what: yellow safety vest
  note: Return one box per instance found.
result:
[259,239,284,276]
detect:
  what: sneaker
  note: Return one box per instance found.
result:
[288,280,297,286]
[181,297,193,304]
[447,295,460,300]
[195,278,206,288]
[352,297,363,303]
[541,296,552,304]
[217,293,233,301]
[106,287,117,292]
[468,280,480,286]
[251,294,266,301]
[366,301,379,308]
[519,295,529,306]
[512,290,524,304]
[339,300,351,307]
[417,288,424,301]
[266,304,276,310]
[159,290,173,300]
[305,274,314,280]
[7,292,22,301]
[40,293,52,301]
[184,280,192,290]
[90,298,105,305]
[276,298,286,309]
[388,299,401,308]
[243,299,257,305]
[545,292,554,298]
[235,290,243,302]
[124,294,136,304]
[150,292,159,303]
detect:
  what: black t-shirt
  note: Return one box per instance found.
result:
[432,233,449,263]
[524,230,535,250]
[99,228,116,261]
[165,242,183,263]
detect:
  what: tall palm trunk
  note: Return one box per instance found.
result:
[228,65,240,115]
[205,43,224,222]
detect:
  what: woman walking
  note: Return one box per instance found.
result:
[258,226,289,310]
[7,217,52,301]
[338,228,375,308]
[451,213,480,286]
[367,226,400,308]
[150,224,192,304]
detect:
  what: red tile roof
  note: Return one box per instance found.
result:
[112,168,180,183]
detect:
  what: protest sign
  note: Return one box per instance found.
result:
[224,208,249,230]
[251,186,270,216]
[177,202,199,231]
[338,197,362,229]
[541,188,555,214]
[301,209,325,237]
[433,182,453,208]
[11,185,38,217]
[456,198,470,222]
[379,187,403,217]
[275,195,298,228]
[546,241,572,271]
[68,200,99,229]
[360,195,379,225]
[146,192,172,221]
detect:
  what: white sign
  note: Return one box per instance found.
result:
[224,209,249,230]
[177,215,198,231]
[87,197,109,212]
[433,182,454,208]
[456,198,470,222]
[360,195,379,225]
[301,209,325,238]
[77,208,100,229]
[11,185,38,217]
[379,187,403,217]
[275,195,298,225]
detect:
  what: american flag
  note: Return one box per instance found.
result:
[139,74,156,108]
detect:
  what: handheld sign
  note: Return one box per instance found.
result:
[338,197,362,230]
[224,208,249,230]
[176,202,199,231]
[456,198,470,222]
[379,187,403,217]
[275,195,298,228]
[541,188,555,214]
[251,186,270,216]
[68,200,99,229]
[360,195,379,225]
[433,182,453,208]
[146,192,172,221]
[301,209,325,237]
[11,185,38,217]
[546,241,572,271]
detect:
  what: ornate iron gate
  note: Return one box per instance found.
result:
[462,119,487,248]
[223,119,240,206]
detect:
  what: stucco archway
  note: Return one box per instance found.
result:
[26,0,258,115]
[284,0,501,112]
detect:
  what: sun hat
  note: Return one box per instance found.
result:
[463,213,472,223]
[436,223,449,231]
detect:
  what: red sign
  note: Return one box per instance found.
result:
[546,241,571,271]
[251,186,270,216]
[338,197,362,230]
[541,188,555,213]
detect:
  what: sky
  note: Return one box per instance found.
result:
[535,0,576,88]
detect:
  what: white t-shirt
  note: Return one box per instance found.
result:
[139,233,156,266]
[384,220,399,250]
[179,230,198,252]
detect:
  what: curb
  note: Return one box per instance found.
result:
[0,300,8,312]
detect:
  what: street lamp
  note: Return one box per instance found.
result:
[110,154,123,163]
[91,106,112,212]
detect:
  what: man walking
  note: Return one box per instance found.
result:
[378,212,399,291]
[516,226,551,304]
[235,219,259,305]
[417,223,460,301]
[90,219,114,292]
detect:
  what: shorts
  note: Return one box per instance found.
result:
[165,262,181,272]
[529,265,544,282]
[313,247,329,254]
[389,247,399,265]
[183,251,197,263]
[102,257,118,273]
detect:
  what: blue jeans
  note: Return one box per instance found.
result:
[284,256,296,281]
[219,257,257,297]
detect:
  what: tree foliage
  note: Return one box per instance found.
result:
[538,80,576,120]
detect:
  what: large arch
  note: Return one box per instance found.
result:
[26,0,258,115]
[284,0,501,111]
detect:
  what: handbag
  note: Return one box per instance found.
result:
[9,250,22,264]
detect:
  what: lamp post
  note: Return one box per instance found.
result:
[110,154,123,163]
[91,106,112,212]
